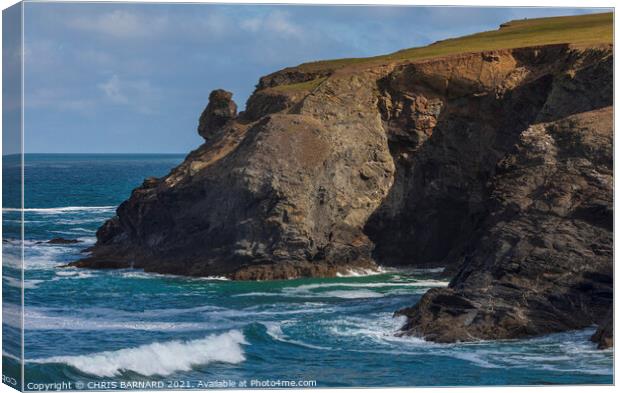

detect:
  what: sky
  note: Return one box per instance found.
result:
[4,3,610,153]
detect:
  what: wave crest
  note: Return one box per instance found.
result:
[32,330,247,377]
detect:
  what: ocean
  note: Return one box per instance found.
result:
[2,154,613,389]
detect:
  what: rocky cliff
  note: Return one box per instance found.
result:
[387,45,613,345]
[74,62,396,279]
[73,18,612,345]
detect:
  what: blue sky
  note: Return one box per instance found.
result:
[12,3,609,153]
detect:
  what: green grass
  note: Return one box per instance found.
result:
[294,12,612,73]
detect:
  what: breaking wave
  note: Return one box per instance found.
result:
[31,330,247,377]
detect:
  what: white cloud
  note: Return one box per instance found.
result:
[240,17,262,32]
[97,74,162,114]
[240,11,303,37]
[200,12,232,35]
[98,74,128,104]
[68,10,168,39]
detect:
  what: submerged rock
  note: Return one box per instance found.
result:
[45,237,82,245]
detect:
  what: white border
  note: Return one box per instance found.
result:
[0,2,617,393]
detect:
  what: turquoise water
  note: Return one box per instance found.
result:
[2,154,613,388]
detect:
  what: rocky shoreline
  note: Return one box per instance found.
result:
[72,40,613,347]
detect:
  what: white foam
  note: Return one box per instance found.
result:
[2,351,21,362]
[31,330,247,377]
[51,270,95,281]
[3,276,43,289]
[233,280,447,299]
[2,303,23,327]
[401,267,446,274]
[3,305,221,332]
[232,291,277,297]
[326,313,420,345]
[52,228,93,234]
[263,322,331,350]
[2,243,83,271]
[449,351,502,369]
[291,280,449,291]
[54,270,80,277]
[54,218,109,225]
[321,289,384,299]
[118,270,229,281]
[2,251,23,270]
[3,206,116,213]
[336,267,386,277]
[234,289,389,299]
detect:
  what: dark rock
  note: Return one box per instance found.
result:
[397,79,613,344]
[73,73,395,279]
[72,43,613,348]
[197,89,237,141]
[45,237,82,245]
[591,309,613,349]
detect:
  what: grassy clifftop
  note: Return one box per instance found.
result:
[294,12,612,73]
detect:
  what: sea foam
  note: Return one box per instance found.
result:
[4,305,224,332]
[3,206,116,213]
[263,322,331,350]
[3,276,43,289]
[32,330,247,377]
[335,267,386,277]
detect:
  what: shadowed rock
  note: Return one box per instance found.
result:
[197,89,237,141]
[72,43,612,348]
[592,310,613,349]
[44,238,82,245]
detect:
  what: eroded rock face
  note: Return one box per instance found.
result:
[73,43,612,346]
[73,67,394,279]
[394,48,613,343]
[367,48,561,267]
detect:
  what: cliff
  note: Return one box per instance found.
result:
[72,13,613,345]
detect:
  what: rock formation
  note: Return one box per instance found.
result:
[391,47,613,344]
[591,310,613,349]
[73,65,396,279]
[198,89,238,141]
[44,238,82,244]
[73,17,612,346]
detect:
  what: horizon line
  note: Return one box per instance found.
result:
[3,152,188,156]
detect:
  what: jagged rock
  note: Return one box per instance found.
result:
[73,73,394,278]
[397,105,613,343]
[73,42,612,347]
[44,237,82,245]
[591,310,613,349]
[197,89,237,141]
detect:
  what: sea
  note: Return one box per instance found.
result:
[1,154,614,389]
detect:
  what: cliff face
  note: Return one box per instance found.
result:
[389,46,613,343]
[75,59,396,279]
[73,43,612,343]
